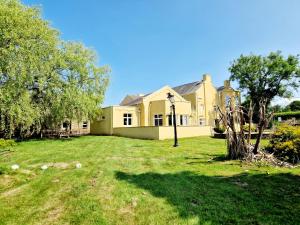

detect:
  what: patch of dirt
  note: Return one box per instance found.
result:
[0,184,27,198]
[0,175,14,187]
[233,181,248,187]
[44,206,64,224]
[118,204,134,215]
[30,162,70,169]
[19,169,36,177]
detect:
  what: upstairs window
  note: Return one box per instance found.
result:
[154,114,163,126]
[123,113,132,126]
[82,121,88,129]
[199,104,204,115]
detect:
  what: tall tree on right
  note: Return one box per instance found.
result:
[229,51,300,153]
[287,100,300,111]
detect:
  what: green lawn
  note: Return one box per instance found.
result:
[0,136,299,225]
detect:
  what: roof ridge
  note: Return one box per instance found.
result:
[173,80,200,89]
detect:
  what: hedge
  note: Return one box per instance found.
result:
[273,111,300,120]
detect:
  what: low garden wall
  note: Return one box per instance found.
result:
[113,126,212,140]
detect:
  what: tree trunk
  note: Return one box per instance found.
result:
[253,124,263,154]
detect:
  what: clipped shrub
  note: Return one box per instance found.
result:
[265,125,300,164]
[214,126,225,134]
[243,123,256,132]
[0,139,16,150]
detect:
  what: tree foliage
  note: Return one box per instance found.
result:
[0,0,109,138]
[229,52,300,110]
[287,100,300,111]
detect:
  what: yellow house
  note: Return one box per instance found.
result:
[90,74,239,140]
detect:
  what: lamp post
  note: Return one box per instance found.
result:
[167,92,178,147]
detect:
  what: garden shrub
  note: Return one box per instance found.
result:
[243,123,256,132]
[265,125,300,164]
[214,119,225,133]
[213,127,225,133]
[0,139,16,150]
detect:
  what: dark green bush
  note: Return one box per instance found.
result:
[265,125,300,164]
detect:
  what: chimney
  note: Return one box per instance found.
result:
[203,74,211,82]
[224,80,230,88]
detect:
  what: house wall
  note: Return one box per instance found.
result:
[182,74,217,127]
[90,107,113,135]
[201,75,218,126]
[112,106,140,127]
[90,106,140,135]
[70,120,90,134]
[149,100,191,126]
[142,86,191,126]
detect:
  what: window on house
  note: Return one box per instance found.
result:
[199,118,205,126]
[123,113,132,126]
[168,115,174,126]
[154,114,163,126]
[180,115,188,126]
[82,121,88,129]
[199,104,204,115]
[62,121,68,130]
[225,95,231,107]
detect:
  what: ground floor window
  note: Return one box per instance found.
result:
[180,115,189,126]
[154,114,163,126]
[123,113,132,126]
[168,115,174,126]
[62,121,69,129]
[82,121,88,129]
[168,115,189,126]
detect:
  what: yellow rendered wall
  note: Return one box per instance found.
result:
[90,107,113,135]
[112,106,140,127]
[142,86,191,126]
[70,120,90,134]
[194,75,217,126]
[148,100,191,126]
[91,106,141,135]
[181,93,197,125]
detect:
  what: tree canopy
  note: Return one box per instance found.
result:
[229,52,300,110]
[287,100,300,111]
[0,0,109,138]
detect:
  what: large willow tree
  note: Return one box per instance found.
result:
[0,0,109,138]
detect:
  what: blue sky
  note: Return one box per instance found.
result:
[23,0,300,106]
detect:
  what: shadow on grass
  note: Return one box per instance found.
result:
[185,154,228,165]
[115,171,300,225]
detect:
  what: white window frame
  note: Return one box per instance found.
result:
[180,115,189,126]
[123,113,132,126]
[154,114,163,126]
[82,121,88,129]
[168,114,174,126]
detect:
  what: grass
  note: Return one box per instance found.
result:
[0,136,299,225]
